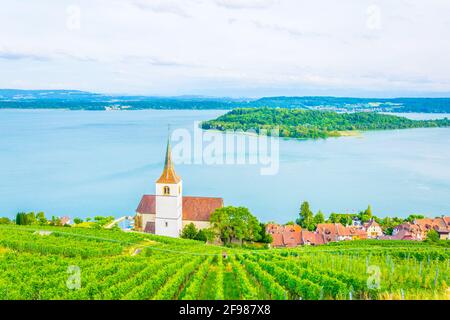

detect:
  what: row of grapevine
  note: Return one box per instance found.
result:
[229,255,258,299]
[181,256,214,300]
[236,254,286,300]
[152,256,205,300]
[214,255,224,300]
[244,254,322,300]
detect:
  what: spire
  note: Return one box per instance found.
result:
[156,128,181,184]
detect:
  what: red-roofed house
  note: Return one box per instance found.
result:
[316,223,353,243]
[414,217,450,240]
[266,223,307,247]
[300,230,324,246]
[392,222,422,240]
[135,138,223,237]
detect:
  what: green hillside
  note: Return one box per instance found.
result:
[0,225,448,300]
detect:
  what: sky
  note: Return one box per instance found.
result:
[1,0,450,98]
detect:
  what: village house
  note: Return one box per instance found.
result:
[347,226,368,240]
[392,222,422,240]
[316,223,353,243]
[299,230,324,245]
[134,138,223,237]
[60,216,71,226]
[266,223,324,247]
[414,217,450,240]
[364,219,383,238]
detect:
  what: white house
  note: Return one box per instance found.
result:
[364,219,383,238]
[134,138,223,237]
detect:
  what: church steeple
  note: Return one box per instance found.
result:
[156,135,181,184]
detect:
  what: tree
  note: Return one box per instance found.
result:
[15,212,28,225]
[181,223,198,239]
[314,210,325,225]
[50,216,62,226]
[0,217,11,224]
[210,206,261,245]
[358,205,373,223]
[36,212,47,225]
[406,214,425,223]
[194,229,207,242]
[73,217,83,224]
[258,223,273,244]
[26,212,36,225]
[197,228,215,242]
[427,229,440,242]
[296,201,314,231]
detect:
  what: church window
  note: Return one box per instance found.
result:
[163,186,170,195]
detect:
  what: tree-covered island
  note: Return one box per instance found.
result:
[201,108,450,139]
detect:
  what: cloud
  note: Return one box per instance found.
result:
[252,20,328,38]
[1,0,450,96]
[0,50,49,61]
[131,0,191,17]
[214,0,277,9]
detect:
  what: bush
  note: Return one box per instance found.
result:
[0,217,12,225]
[181,223,198,239]
[427,229,440,242]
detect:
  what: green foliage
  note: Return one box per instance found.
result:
[0,217,12,225]
[181,223,198,240]
[258,223,273,244]
[36,212,47,225]
[15,212,36,226]
[1,225,449,300]
[73,217,83,224]
[201,108,450,140]
[406,214,425,222]
[314,210,325,225]
[296,201,315,230]
[195,229,214,242]
[214,255,225,300]
[426,229,440,242]
[210,206,261,244]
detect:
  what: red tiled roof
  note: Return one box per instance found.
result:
[136,195,223,222]
[416,217,448,232]
[316,223,337,243]
[443,216,450,226]
[136,195,157,214]
[182,196,224,221]
[282,231,301,247]
[271,233,284,247]
[300,230,323,245]
[366,220,380,228]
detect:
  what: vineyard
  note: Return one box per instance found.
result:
[0,225,449,300]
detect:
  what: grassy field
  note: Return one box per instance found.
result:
[0,225,448,300]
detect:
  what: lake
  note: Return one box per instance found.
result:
[0,109,449,222]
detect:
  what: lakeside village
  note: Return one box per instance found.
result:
[3,138,449,248]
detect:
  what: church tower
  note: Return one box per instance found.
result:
[155,137,183,237]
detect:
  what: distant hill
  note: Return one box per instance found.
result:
[1,89,450,112]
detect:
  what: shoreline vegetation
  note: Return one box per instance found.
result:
[201,108,450,140]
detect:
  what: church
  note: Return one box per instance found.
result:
[134,138,224,237]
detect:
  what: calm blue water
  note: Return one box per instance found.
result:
[0,109,449,222]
